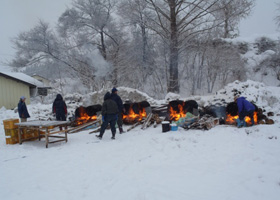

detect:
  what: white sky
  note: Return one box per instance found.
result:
[0,0,279,63]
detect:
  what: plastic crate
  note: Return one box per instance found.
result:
[3,119,19,129]
[5,128,18,137]
[5,136,19,145]
[5,129,19,145]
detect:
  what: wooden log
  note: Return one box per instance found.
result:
[68,120,101,133]
[141,113,153,130]
[153,121,157,128]
[89,127,101,134]
[127,121,142,132]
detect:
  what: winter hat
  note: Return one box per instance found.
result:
[112,87,118,93]
[20,96,26,100]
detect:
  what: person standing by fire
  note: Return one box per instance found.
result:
[111,87,125,134]
[18,96,30,122]
[96,92,119,140]
[52,94,68,121]
[234,96,255,127]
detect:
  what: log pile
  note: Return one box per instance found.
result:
[127,113,163,132]
[184,114,219,130]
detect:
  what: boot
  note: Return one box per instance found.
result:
[111,132,116,139]
[96,135,102,139]
[236,118,244,128]
[119,127,124,134]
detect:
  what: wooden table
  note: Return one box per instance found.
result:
[15,120,69,148]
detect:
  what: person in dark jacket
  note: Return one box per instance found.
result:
[52,94,67,121]
[96,92,119,140]
[234,96,255,127]
[18,96,30,122]
[111,87,125,133]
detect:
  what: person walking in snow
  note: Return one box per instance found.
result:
[52,94,67,121]
[96,92,119,140]
[234,96,255,127]
[111,87,125,133]
[18,96,30,122]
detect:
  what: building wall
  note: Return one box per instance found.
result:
[0,76,31,109]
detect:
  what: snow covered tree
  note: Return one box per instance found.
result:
[212,0,255,38]
[10,20,61,68]
[276,3,280,28]
[144,0,223,93]
[57,0,117,60]
[117,0,157,89]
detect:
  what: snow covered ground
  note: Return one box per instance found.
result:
[1,81,280,200]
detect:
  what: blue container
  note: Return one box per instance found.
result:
[170,124,178,131]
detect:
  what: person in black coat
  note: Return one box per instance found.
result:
[96,92,119,140]
[111,87,125,133]
[52,94,67,121]
[18,96,30,122]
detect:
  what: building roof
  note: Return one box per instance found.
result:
[0,71,45,87]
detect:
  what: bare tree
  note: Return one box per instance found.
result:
[275,3,280,28]
[57,0,117,60]
[212,0,255,38]
[10,20,98,91]
[144,0,222,93]
[205,39,244,93]
[117,0,157,87]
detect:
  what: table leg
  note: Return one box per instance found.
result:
[45,127,49,148]
[65,125,68,142]
[38,128,41,141]
[18,127,22,145]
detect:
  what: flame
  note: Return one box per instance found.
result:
[76,108,97,125]
[169,104,186,121]
[123,106,147,122]
[226,112,258,125]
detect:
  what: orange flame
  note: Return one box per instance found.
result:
[169,104,186,121]
[123,106,147,122]
[76,108,97,125]
[226,112,258,125]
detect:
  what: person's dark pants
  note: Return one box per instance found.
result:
[239,110,255,125]
[56,114,66,130]
[117,112,123,128]
[99,114,117,138]
[56,114,66,121]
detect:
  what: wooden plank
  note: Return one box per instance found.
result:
[88,127,101,134]
[48,139,67,144]
[141,113,153,130]
[127,121,142,132]
[47,129,68,135]
[68,120,101,133]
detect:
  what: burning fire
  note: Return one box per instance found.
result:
[76,108,97,125]
[169,104,186,121]
[123,106,147,123]
[226,112,258,125]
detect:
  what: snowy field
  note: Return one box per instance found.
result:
[1,81,280,200]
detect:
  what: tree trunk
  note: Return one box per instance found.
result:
[100,31,107,60]
[168,0,179,93]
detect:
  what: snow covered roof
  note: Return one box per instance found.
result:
[0,71,45,87]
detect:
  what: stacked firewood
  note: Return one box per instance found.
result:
[184,114,219,130]
[127,113,163,132]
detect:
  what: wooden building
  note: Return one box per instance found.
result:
[0,71,44,109]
